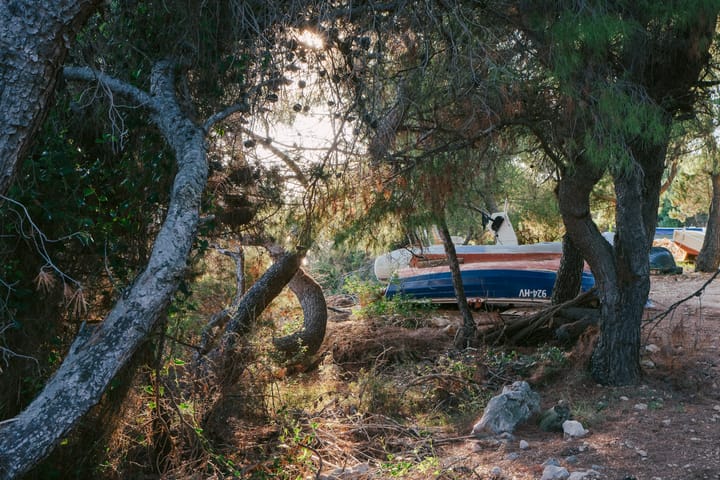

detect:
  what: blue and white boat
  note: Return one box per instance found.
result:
[385,259,595,305]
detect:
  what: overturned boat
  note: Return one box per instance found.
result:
[375,212,679,305]
[385,259,595,306]
[373,212,563,281]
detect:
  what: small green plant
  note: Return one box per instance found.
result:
[537,345,568,366]
[570,399,607,428]
[344,276,436,320]
[382,454,415,477]
[258,410,320,479]
[343,276,384,307]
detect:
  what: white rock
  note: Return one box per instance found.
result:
[619,395,629,401]
[541,465,570,480]
[634,403,648,411]
[645,343,661,353]
[637,449,648,457]
[471,381,541,435]
[661,418,672,426]
[641,359,656,368]
[562,420,589,438]
[519,439,530,450]
[713,405,720,412]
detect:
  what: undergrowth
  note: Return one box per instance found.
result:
[92,254,584,479]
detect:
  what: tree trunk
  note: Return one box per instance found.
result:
[696,172,720,272]
[589,146,664,384]
[0,62,208,479]
[551,233,585,305]
[559,139,666,386]
[436,217,477,348]
[273,267,328,360]
[200,252,302,386]
[0,0,99,194]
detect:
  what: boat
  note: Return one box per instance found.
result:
[654,226,704,240]
[375,212,589,305]
[385,259,595,306]
[376,213,681,305]
[374,212,563,281]
[671,228,705,261]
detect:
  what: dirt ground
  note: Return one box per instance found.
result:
[436,272,720,480]
[316,272,720,480]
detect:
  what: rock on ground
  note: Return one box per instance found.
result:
[471,381,541,436]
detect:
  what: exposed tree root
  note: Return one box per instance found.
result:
[483,289,599,345]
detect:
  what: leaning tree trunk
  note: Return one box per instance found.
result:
[551,233,585,305]
[0,0,99,195]
[436,217,477,348]
[0,62,208,479]
[199,252,303,386]
[696,172,720,272]
[273,267,328,360]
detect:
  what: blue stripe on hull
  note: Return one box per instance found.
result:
[386,269,595,303]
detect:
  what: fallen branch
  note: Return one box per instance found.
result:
[484,288,598,345]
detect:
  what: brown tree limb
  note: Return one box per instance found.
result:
[484,288,598,345]
[198,251,302,386]
[272,267,328,360]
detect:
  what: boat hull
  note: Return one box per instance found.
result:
[386,263,595,305]
[671,229,705,260]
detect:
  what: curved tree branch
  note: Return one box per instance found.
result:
[272,267,327,359]
[63,66,154,107]
[0,61,208,479]
[197,251,303,386]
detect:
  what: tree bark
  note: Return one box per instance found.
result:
[200,251,302,386]
[590,145,663,385]
[551,233,585,305]
[436,217,477,349]
[696,172,720,272]
[273,267,328,360]
[0,0,99,195]
[0,61,208,479]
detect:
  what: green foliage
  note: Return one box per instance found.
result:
[665,155,712,224]
[482,345,568,379]
[343,276,436,320]
[307,243,374,293]
[381,453,439,478]
[584,87,668,171]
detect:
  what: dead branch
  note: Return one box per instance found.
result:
[484,288,598,345]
